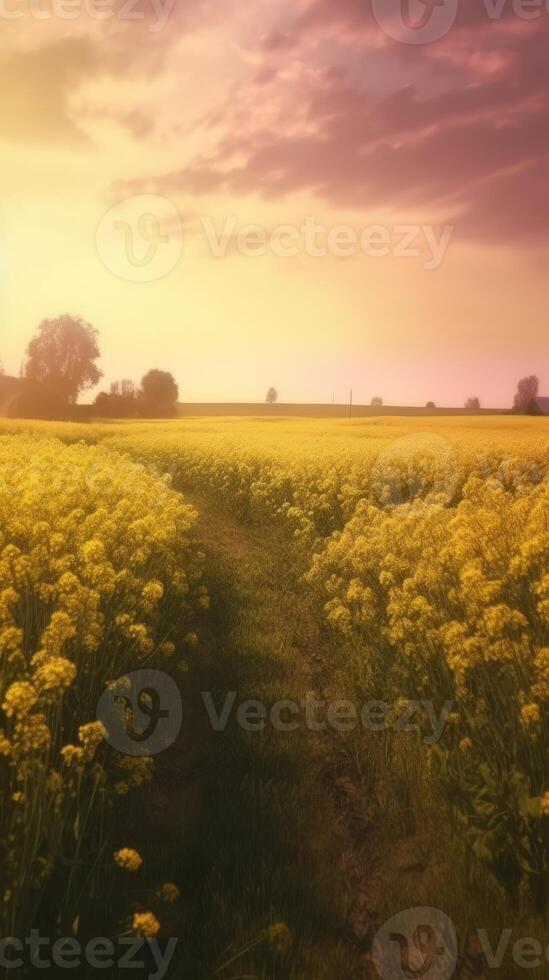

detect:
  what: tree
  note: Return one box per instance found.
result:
[112,379,136,399]
[94,379,137,418]
[465,397,481,410]
[139,370,179,417]
[25,314,102,404]
[266,387,278,405]
[426,401,436,409]
[371,396,383,407]
[514,375,539,413]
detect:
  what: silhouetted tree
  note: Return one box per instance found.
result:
[426,401,436,409]
[139,370,179,418]
[371,396,383,406]
[266,387,278,405]
[25,315,102,406]
[94,379,137,418]
[465,397,481,410]
[514,375,539,413]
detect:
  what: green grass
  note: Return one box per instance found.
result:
[159,504,354,978]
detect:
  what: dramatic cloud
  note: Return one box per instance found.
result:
[2,0,548,406]
[135,0,549,244]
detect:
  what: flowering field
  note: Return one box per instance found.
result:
[99,416,549,911]
[0,434,203,945]
[0,415,548,970]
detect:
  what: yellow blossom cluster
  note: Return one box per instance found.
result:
[114,848,143,872]
[305,473,548,899]
[0,435,204,936]
[1,415,547,912]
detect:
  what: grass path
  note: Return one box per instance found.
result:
[163,501,364,978]
[161,500,509,980]
[133,493,498,979]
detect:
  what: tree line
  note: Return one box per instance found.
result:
[0,314,179,419]
[0,314,543,418]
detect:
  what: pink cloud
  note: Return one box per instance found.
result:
[136,0,549,245]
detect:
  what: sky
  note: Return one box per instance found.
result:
[0,0,548,407]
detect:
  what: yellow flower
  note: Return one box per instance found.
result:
[47,771,63,793]
[81,539,106,563]
[2,681,38,718]
[116,755,154,788]
[78,721,106,758]
[33,657,76,694]
[520,703,540,728]
[113,848,143,872]
[132,912,160,938]
[0,731,12,757]
[157,883,180,903]
[13,714,51,754]
[142,581,164,604]
[61,745,84,767]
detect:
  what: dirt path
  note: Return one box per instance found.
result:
[125,493,490,979]
[170,501,383,978]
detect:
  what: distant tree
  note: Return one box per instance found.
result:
[0,360,4,376]
[112,379,136,399]
[426,401,436,409]
[25,314,102,405]
[266,387,278,405]
[514,375,539,413]
[371,396,383,407]
[139,370,179,418]
[465,397,481,410]
[94,379,137,418]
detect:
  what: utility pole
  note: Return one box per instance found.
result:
[349,388,353,419]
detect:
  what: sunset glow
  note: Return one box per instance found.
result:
[1,0,548,405]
